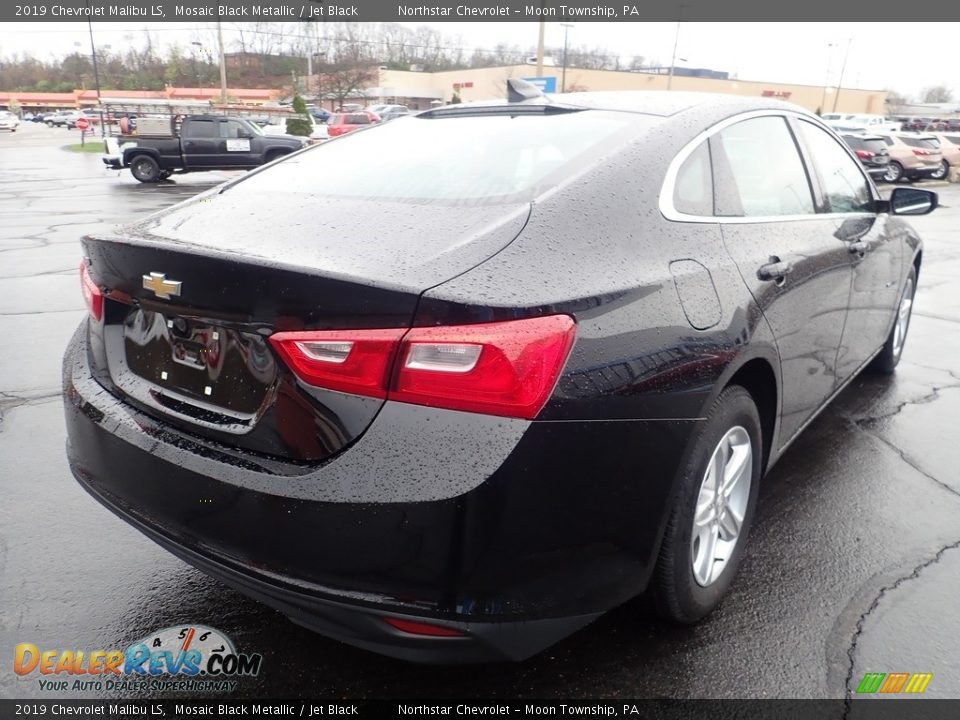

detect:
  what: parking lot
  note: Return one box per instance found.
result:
[2,120,959,701]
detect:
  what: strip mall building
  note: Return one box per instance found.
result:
[1,66,887,116]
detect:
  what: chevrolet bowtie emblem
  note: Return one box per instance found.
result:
[142,272,182,300]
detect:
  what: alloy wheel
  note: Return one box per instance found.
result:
[690,426,753,587]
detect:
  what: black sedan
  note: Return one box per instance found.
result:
[63,84,935,663]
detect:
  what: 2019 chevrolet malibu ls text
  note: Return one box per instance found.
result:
[63,84,935,663]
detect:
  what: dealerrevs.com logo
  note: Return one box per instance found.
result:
[14,625,262,693]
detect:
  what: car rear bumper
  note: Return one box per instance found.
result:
[63,322,697,662]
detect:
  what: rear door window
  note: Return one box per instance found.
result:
[186,119,216,138]
[713,116,815,217]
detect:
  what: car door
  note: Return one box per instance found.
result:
[710,114,853,446]
[180,118,220,168]
[218,118,258,167]
[793,118,901,381]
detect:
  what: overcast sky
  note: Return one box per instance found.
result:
[3,21,958,103]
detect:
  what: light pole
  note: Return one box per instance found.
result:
[819,42,837,115]
[667,21,681,91]
[217,20,228,105]
[84,6,105,137]
[561,23,574,92]
[190,42,204,95]
[832,38,852,113]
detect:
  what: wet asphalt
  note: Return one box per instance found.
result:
[1,121,959,702]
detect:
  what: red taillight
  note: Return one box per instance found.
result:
[912,148,930,156]
[79,261,103,321]
[855,149,874,159]
[392,316,576,419]
[383,617,465,637]
[269,315,576,419]
[269,329,406,399]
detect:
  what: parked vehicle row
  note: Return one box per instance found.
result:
[839,128,958,183]
[897,117,960,132]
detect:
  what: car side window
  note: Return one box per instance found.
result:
[673,141,714,216]
[220,120,246,139]
[714,116,815,217]
[187,120,216,138]
[797,121,873,213]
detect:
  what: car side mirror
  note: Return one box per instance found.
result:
[890,187,938,216]
[238,130,253,139]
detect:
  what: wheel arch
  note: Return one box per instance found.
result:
[701,350,781,474]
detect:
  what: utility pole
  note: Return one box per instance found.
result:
[832,38,852,113]
[217,20,228,104]
[561,23,573,93]
[667,21,681,91]
[85,6,105,137]
[819,42,837,115]
[535,17,545,77]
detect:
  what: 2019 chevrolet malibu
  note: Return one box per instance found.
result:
[63,83,935,663]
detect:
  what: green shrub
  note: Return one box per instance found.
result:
[286,118,312,136]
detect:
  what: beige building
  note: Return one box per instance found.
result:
[369,65,887,115]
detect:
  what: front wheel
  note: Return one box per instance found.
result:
[652,385,762,623]
[130,155,161,183]
[930,160,949,181]
[869,267,916,374]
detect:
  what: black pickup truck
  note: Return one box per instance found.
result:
[103,114,306,183]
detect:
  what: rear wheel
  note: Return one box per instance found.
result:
[930,160,949,181]
[130,155,161,183]
[883,161,904,183]
[870,267,916,374]
[653,385,762,623]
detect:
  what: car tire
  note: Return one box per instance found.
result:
[869,267,916,374]
[45,121,54,127]
[883,161,904,183]
[130,155,161,183]
[930,160,949,181]
[652,385,762,624]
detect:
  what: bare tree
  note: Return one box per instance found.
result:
[921,85,954,104]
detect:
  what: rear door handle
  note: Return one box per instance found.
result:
[849,240,869,255]
[757,259,793,282]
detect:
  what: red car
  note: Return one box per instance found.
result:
[325,111,380,137]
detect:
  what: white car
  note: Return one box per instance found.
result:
[824,113,900,132]
[260,115,329,143]
[0,111,20,132]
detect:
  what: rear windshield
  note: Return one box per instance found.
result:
[861,138,888,154]
[230,110,639,203]
[899,136,939,150]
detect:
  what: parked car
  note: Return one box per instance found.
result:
[0,110,20,132]
[875,133,944,182]
[65,87,933,663]
[839,133,891,181]
[369,104,410,121]
[931,133,960,179]
[823,113,898,132]
[43,111,71,127]
[325,111,380,137]
[306,105,331,123]
[259,113,330,144]
[102,114,305,182]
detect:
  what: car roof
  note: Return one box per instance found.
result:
[426,90,809,120]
